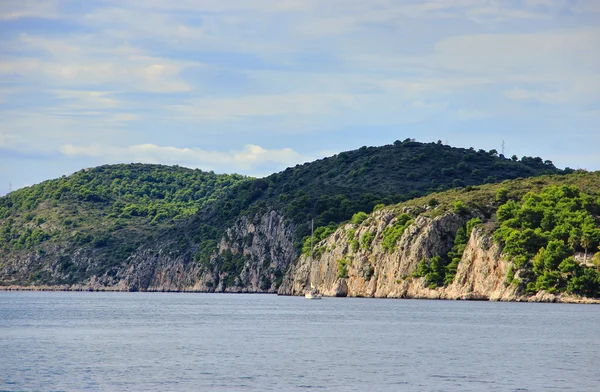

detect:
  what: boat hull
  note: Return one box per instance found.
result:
[305,293,322,300]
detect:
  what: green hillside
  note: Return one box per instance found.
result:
[387,171,600,296]
[187,139,565,262]
[0,164,249,284]
[0,140,568,287]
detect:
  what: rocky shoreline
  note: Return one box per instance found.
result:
[277,209,600,305]
[2,201,599,305]
[2,284,598,304]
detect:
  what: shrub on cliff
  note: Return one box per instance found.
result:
[381,214,413,253]
[352,211,369,225]
[361,231,375,250]
[337,257,351,278]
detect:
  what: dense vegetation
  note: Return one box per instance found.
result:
[494,185,600,296]
[0,139,571,289]
[400,172,600,296]
[0,164,248,284]
[251,139,561,229]
[186,139,564,265]
[0,164,247,224]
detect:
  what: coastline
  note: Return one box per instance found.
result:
[2,285,599,304]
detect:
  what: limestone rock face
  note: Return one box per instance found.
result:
[443,227,519,301]
[111,209,297,293]
[279,210,531,302]
[2,204,599,304]
[279,210,469,298]
[118,250,201,292]
[209,210,297,293]
[0,210,297,293]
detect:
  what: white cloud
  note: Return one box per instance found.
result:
[341,27,600,113]
[503,87,567,104]
[2,0,600,185]
[59,143,313,173]
[53,90,121,109]
[430,29,600,76]
[0,0,59,20]
[0,110,134,153]
[76,0,581,58]
[111,113,139,122]
[2,58,192,93]
[1,35,198,93]
[175,93,359,120]
[376,77,492,94]
[18,34,83,56]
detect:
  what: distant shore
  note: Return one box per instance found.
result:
[2,285,599,304]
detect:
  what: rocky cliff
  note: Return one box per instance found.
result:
[4,172,600,305]
[102,210,296,293]
[0,241,202,292]
[279,208,457,296]
[0,210,297,293]
[3,205,598,304]
[277,207,598,303]
[201,210,297,293]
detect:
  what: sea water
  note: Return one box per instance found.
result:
[1,292,599,391]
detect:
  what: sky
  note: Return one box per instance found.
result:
[1,0,599,195]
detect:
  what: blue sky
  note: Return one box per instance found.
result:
[1,0,599,195]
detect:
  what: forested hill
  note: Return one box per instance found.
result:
[0,140,566,288]
[1,164,249,223]
[0,165,249,283]
[279,171,600,300]
[191,139,566,248]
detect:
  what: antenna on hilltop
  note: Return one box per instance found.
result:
[502,140,505,156]
[8,182,11,193]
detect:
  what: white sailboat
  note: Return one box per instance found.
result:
[305,219,322,300]
[305,284,322,300]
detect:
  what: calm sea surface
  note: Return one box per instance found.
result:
[1,292,599,392]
